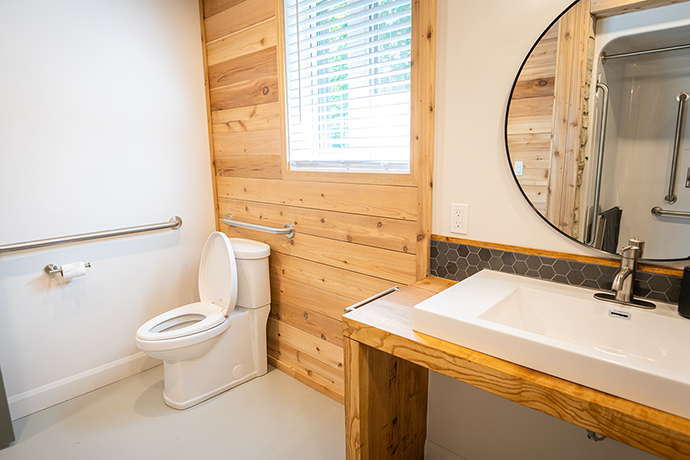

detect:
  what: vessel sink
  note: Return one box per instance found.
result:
[412,269,690,419]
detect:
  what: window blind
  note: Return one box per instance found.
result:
[283,0,412,172]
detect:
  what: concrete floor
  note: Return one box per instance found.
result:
[0,366,345,460]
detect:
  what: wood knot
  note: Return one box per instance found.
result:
[262,86,270,95]
[377,222,382,227]
[304,312,309,319]
[321,218,325,223]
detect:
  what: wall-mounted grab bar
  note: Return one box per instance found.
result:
[651,206,690,219]
[222,214,295,238]
[587,82,610,247]
[665,92,689,204]
[343,286,399,314]
[602,43,690,62]
[0,216,182,254]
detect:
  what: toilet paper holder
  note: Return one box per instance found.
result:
[44,262,91,277]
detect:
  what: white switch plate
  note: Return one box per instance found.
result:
[514,161,524,176]
[450,203,468,235]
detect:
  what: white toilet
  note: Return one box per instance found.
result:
[135,232,271,409]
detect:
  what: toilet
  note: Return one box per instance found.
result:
[135,232,271,409]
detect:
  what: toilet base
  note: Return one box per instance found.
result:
[164,369,259,410]
[161,305,269,410]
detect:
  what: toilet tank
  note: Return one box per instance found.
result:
[229,238,271,309]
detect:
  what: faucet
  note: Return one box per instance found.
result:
[594,236,655,309]
[611,237,644,303]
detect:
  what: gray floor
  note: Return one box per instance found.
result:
[0,366,345,460]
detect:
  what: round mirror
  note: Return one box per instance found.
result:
[505,0,690,261]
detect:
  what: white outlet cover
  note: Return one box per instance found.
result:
[450,203,468,235]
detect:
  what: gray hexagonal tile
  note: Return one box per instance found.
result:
[538,265,555,279]
[553,260,570,275]
[501,252,516,267]
[513,260,528,275]
[566,270,585,285]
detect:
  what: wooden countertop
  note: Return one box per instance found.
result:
[343,277,690,460]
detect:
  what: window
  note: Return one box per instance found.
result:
[283,0,413,173]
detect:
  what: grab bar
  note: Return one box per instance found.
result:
[665,92,689,204]
[651,206,690,218]
[222,214,294,238]
[0,216,183,254]
[343,286,399,314]
[602,43,690,62]
[587,82,610,247]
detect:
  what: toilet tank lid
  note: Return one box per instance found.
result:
[228,238,271,259]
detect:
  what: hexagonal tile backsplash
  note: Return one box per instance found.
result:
[430,240,684,304]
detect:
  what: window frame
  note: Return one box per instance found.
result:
[276,0,434,186]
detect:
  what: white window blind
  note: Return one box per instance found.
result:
[283,0,412,172]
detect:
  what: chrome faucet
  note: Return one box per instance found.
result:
[594,237,656,309]
[611,237,644,303]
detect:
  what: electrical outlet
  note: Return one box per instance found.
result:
[450,203,468,235]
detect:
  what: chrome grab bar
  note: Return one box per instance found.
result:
[343,286,399,314]
[665,92,689,204]
[587,82,610,246]
[222,214,294,238]
[0,216,183,254]
[651,206,690,219]
[602,43,690,62]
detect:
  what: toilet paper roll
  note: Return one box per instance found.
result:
[61,262,86,279]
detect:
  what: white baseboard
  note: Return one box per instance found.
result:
[8,352,160,420]
[425,439,469,460]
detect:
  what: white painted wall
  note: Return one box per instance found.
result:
[433,0,584,252]
[428,1,667,458]
[0,0,215,419]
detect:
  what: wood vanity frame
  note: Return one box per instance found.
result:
[343,277,690,460]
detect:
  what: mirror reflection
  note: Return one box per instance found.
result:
[506,1,690,261]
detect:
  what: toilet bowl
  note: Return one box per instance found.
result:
[135,232,271,409]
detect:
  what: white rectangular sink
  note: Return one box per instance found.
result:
[412,270,690,419]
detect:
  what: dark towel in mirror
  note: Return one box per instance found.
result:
[600,206,622,253]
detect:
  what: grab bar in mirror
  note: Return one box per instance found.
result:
[222,214,294,238]
[651,206,690,219]
[665,92,689,204]
[587,82,610,247]
[602,43,690,62]
[0,216,183,254]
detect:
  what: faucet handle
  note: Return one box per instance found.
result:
[628,236,644,250]
[621,237,644,259]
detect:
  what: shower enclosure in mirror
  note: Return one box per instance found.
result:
[506,0,690,261]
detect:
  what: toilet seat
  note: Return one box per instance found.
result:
[135,232,238,343]
[136,302,226,341]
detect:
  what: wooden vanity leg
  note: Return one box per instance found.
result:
[344,336,428,460]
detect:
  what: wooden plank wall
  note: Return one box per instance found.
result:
[200,0,434,403]
[506,24,558,216]
[546,0,593,237]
